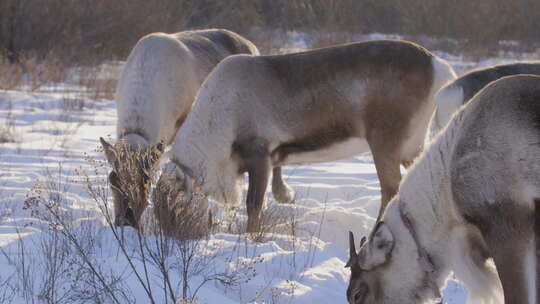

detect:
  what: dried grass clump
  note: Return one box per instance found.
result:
[0,59,24,90]
[151,179,211,240]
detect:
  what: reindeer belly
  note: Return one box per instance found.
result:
[274,137,370,165]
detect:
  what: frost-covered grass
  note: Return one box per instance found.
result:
[0,38,536,303]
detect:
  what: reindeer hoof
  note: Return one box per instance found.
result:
[272,184,295,204]
[114,215,129,227]
[246,217,261,233]
[114,208,138,228]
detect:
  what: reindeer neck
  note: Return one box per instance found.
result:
[119,133,150,151]
[392,116,463,279]
[399,137,454,225]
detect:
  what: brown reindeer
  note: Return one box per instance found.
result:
[429,62,540,139]
[156,39,456,232]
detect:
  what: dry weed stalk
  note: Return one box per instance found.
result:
[0,99,15,143]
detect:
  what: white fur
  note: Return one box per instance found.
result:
[120,133,149,149]
[116,33,197,146]
[114,30,258,148]
[405,56,456,159]
[167,59,244,204]
[448,229,503,304]
[427,84,464,141]
[406,109,509,303]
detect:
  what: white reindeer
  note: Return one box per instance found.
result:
[99,29,259,227]
[346,74,540,304]
[428,62,540,139]
[156,40,455,232]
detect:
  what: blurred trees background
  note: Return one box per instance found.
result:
[1,0,540,65]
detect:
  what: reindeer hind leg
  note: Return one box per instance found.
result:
[234,138,271,233]
[368,138,402,221]
[271,167,295,204]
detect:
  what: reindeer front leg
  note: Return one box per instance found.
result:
[484,228,535,304]
[245,155,271,233]
[233,138,272,233]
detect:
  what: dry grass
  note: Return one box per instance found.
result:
[3,0,540,67]
[0,60,24,91]
[23,55,70,91]
[150,179,212,240]
[0,99,15,144]
[0,54,117,101]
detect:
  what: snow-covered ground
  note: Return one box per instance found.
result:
[0,40,536,303]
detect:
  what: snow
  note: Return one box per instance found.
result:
[0,40,533,303]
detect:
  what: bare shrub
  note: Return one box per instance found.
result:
[12,228,38,303]
[0,58,24,90]
[80,155,263,303]
[70,63,118,101]
[1,52,116,104]
[1,53,74,92]
[21,54,69,91]
[96,140,161,228]
[21,166,133,304]
[151,179,211,240]
[82,76,116,101]
[0,99,15,143]
[0,273,15,304]
[2,0,540,65]
[7,148,326,304]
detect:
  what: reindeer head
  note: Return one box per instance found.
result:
[151,162,211,239]
[100,137,164,228]
[346,221,437,304]
[153,162,196,209]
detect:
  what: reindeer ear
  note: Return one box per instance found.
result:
[144,141,165,169]
[108,171,120,188]
[357,222,394,270]
[346,232,367,268]
[151,141,164,157]
[345,231,357,268]
[100,137,117,165]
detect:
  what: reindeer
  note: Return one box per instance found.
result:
[346,74,540,304]
[428,62,540,139]
[99,29,259,227]
[155,39,456,233]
